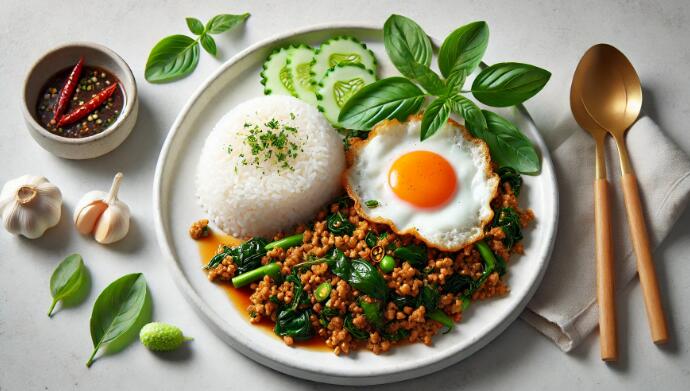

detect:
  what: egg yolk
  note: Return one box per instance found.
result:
[387,150,457,208]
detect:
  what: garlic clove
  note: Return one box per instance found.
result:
[73,172,130,244]
[93,203,130,244]
[75,201,108,235]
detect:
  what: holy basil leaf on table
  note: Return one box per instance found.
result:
[47,254,88,317]
[145,34,200,83]
[421,97,451,141]
[481,110,540,174]
[86,273,152,368]
[145,13,249,83]
[200,34,217,56]
[338,77,426,130]
[185,17,205,35]
[472,62,551,107]
[205,13,250,34]
[438,21,489,78]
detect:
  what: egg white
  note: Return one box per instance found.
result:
[346,116,499,251]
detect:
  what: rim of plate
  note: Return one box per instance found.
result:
[153,22,559,385]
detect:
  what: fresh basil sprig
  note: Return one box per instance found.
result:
[86,273,152,368]
[145,13,249,83]
[338,14,550,174]
[47,254,89,317]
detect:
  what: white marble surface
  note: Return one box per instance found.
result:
[1,0,689,389]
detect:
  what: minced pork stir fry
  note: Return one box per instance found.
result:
[193,167,533,355]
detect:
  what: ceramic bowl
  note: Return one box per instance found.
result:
[22,42,138,159]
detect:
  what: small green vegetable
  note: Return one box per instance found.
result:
[264,233,304,250]
[380,255,396,273]
[47,254,88,317]
[139,322,192,351]
[364,199,380,208]
[87,273,151,368]
[314,282,332,302]
[145,13,249,83]
[231,263,281,288]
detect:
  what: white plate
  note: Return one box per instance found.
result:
[153,23,558,386]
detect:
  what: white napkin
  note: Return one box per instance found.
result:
[521,115,690,352]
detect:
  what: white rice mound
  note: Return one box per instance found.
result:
[196,95,345,238]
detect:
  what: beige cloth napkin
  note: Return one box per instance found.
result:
[520,115,690,352]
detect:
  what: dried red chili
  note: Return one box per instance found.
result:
[53,57,84,123]
[57,83,119,127]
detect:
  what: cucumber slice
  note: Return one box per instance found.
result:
[286,45,317,105]
[316,64,376,128]
[260,47,295,96]
[311,36,377,84]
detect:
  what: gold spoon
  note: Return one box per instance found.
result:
[576,43,669,345]
[571,57,617,361]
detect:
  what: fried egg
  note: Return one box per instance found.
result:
[345,115,499,251]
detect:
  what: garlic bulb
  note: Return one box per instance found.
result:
[0,175,63,239]
[74,172,130,244]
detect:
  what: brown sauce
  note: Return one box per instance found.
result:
[196,231,329,351]
[36,65,124,138]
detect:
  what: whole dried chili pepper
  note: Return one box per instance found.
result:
[53,57,84,123]
[57,83,119,127]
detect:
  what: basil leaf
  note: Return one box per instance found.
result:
[410,63,446,95]
[384,14,432,73]
[338,77,426,130]
[145,34,200,83]
[472,62,551,107]
[480,110,540,174]
[185,17,205,35]
[344,313,369,340]
[420,97,451,141]
[205,13,250,34]
[86,273,152,367]
[48,254,88,317]
[445,68,467,93]
[359,299,384,329]
[448,94,487,136]
[348,259,388,300]
[421,284,440,311]
[438,21,489,79]
[200,34,217,56]
[393,245,427,269]
[274,308,312,340]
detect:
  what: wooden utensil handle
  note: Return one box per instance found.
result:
[595,178,617,361]
[621,173,669,344]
